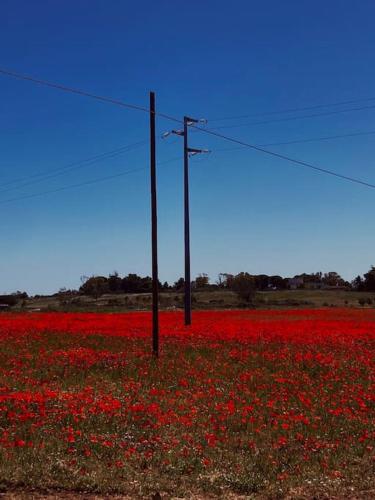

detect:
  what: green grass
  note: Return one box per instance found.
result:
[14,289,375,313]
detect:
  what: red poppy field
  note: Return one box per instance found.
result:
[0,309,374,498]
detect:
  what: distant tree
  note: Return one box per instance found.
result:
[122,274,140,293]
[140,276,153,293]
[322,272,345,287]
[173,278,185,291]
[224,273,235,289]
[194,273,210,289]
[79,276,109,299]
[0,295,18,307]
[363,266,375,291]
[121,274,152,293]
[231,272,256,303]
[352,275,364,291]
[269,275,288,290]
[108,271,122,293]
[217,273,235,289]
[299,272,323,284]
[162,281,170,290]
[216,274,226,288]
[254,274,269,290]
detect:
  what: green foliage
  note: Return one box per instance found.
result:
[79,276,109,299]
[173,278,185,291]
[352,275,364,291]
[363,266,375,291]
[231,272,256,303]
[108,272,122,293]
[0,295,18,307]
[194,273,210,289]
[121,274,152,293]
[79,273,162,297]
[322,271,345,287]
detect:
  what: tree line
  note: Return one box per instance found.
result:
[1,267,375,306]
[74,266,375,300]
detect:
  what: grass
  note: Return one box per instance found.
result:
[14,289,375,313]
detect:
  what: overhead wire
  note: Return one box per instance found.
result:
[214,129,375,151]
[193,125,375,190]
[0,140,148,194]
[1,67,375,191]
[210,104,375,130]
[0,68,181,124]
[209,96,375,121]
[0,157,181,205]
[3,66,375,132]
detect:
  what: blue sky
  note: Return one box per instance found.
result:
[1,0,375,294]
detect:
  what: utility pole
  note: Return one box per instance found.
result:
[149,91,159,356]
[162,117,209,327]
[183,116,192,326]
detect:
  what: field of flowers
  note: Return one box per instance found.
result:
[0,309,374,498]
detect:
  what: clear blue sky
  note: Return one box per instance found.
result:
[1,0,375,295]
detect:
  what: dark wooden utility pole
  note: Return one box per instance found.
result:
[182,116,210,326]
[150,91,159,356]
[164,117,208,327]
[183,116,192,326]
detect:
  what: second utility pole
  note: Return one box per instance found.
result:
[182,116,210,326]
[163,116,208,326]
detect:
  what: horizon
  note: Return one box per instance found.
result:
[1,267,369,297]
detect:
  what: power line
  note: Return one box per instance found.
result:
[0,168,146,205]
[2,140,147,187]
[193,126,375,190]
[210,96,375,122]
[0,140,148,195]
[0,68,180,124]
[2,67,375,191]
[0,157,181,205]
[3,66,375,133]
[211,104,375,130]
[214,129,375,152]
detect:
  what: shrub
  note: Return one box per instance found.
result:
[108,299,121,307]
[0,295,18,307]
[231,273,256,304]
